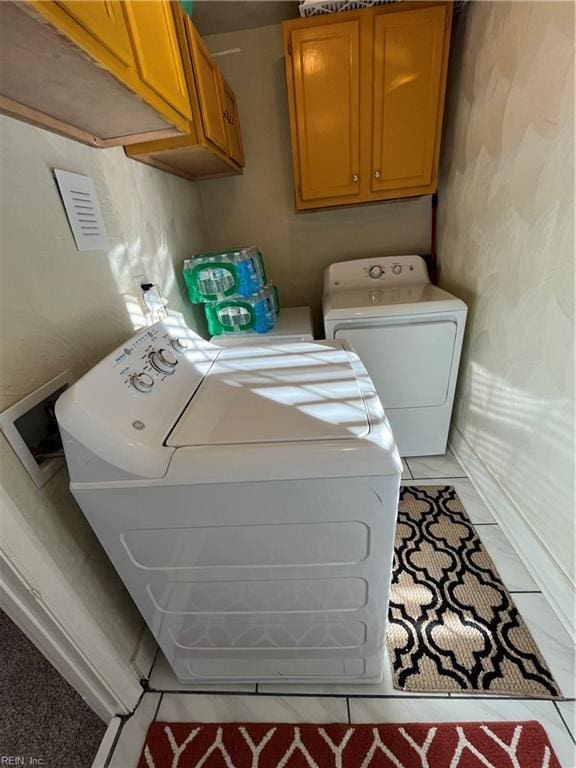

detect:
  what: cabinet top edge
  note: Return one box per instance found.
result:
[282,1,453,32]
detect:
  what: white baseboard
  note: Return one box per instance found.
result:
[131,624,158,680]
[449,425,575,638]
[90,716,122,768]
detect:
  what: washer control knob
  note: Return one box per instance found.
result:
[130,372,154,393]
[171,337,189,352]
[368,264,384,279]
[392,263,402,275]
[149,348,178,373]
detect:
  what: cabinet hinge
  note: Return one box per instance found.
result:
[432,165,436,181]
[297,182,302,197]
[288,38,292,56]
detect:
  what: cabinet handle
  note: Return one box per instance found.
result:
[373,170,381,179]
[352,173,359,183]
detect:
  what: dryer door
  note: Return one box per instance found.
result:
[335,321,456,408]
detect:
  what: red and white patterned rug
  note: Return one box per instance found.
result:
[137,720,561,767]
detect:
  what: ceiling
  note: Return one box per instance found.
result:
[191,1,301,36]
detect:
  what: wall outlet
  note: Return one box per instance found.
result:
[133,274,167,318]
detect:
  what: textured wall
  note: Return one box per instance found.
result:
[0,116,209,664]
[438,3,574,582]
[199,24,432,331]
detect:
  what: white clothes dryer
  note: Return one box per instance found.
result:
[323,256,467,457]
[56,316,401,684]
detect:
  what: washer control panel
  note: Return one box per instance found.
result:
[55,316,221,480]
[110,320,218,397]
[325,255,430,291]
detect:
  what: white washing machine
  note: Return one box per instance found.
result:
[323,256,467,457]
[56,315,401,684]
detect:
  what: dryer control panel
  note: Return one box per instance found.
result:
[324,255,430,292]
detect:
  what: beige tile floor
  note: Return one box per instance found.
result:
[100,452,576,768]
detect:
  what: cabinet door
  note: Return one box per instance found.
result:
[289,20,361,202]
[186,20,228,153]
[371,5,447,193]
[219,75,244,166]
[124,1,191,119]
[55,1,133,67]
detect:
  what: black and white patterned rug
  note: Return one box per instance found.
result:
[386,485,561,698]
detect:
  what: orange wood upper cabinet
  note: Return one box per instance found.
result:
[2,0,191,147]
[283,3,452,211]
[54,1,134,68]
[289,20,361,202]
[123,0,192,120]
[124,14,244,182]
[186,20,228,154]
[371,5,447,194]
[219,73,244,167]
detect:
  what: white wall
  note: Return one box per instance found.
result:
[0,116,210,669]
[200,24,432,331]
[438,3,574,594]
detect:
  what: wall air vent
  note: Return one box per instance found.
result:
[53,169,109,252]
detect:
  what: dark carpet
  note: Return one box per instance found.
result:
[0,607,106,767]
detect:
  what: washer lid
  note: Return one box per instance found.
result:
[324,283,467,321]
[166,341,371,446]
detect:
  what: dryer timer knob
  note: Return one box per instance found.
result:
[368,264,384,279]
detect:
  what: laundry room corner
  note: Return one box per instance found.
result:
[434,0,575,634]
[0,114,213,713]
[0,2,574,766]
